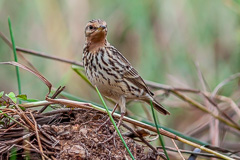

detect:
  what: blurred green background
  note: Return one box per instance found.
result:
[0,0,240,147]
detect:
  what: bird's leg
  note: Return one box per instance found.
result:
[115,96,126,129]
[98,97,126,144]
[96,103,118,131]
[111,98,126,142]
[116,112,125,129]
[111,103,119,116]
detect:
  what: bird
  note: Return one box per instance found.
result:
[82,19,170,127]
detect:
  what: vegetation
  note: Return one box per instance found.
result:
[0,1,239,159]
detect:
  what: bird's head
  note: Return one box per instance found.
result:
[85,19,107,43]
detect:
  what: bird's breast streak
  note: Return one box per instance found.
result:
[83,49,145,99]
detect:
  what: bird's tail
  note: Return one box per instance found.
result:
[147,99,170,115]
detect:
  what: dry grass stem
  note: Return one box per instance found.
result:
[171,139,185,160]
[29,112,45,160]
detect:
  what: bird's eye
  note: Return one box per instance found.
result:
[89,25,93,30]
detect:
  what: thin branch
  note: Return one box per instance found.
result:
[14,104,35,130]
[157,146,239,159]
[24,140,50,160]
[0,31,83,67]
[212,73,240,97]
[171,139,185,160]
[38,86,65,113]
[17,47,83,66]
[201,93,240,127]
[0,31,39,71]
[19,101,55,108]
[203,92,240,118]
[171,90,240,130]
[178,137,234,160]
[29,112,45,160]
[195,62,220,146]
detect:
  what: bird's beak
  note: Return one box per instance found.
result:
[98,25,106,31]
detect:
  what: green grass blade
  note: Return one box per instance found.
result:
[72,65,92,86]
[150,100,169,160]
[59,90,106,109]
[142,120,209,146]
[10,147,17,160]
[0,110,28,130]
[8,17,22,98]
[95,86,135,160]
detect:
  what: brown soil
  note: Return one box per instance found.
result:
[1,108,157,160]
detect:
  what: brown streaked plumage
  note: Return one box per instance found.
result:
[83,19,170,120]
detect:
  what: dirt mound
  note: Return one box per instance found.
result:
[1,108,157,159]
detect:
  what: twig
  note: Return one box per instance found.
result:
[19,101,55,108]
[0,110,29,130]
[201,93,240,127]
[38,128,59,147]
[0,31,83,67]
[195,62,219,146]
[195,62,210,92]
[17,47,83,66]
[14,144,55,155]
[171,90,240,130]
[38,86,65,113]
[14,104,35,130]
[212,73,240,97]
[157,146,235,159]
[29,112,45,160]
[0,31,39,72]
[2,132,35,145]
[24,140,50,160]
[0,61,52,96]
[171,139,185,160]
[204,92,240,118]
[178,137,234,160]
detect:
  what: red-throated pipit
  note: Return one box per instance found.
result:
[83,19,170,128]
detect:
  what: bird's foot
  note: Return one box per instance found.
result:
[96,117,110,131]
[96,103,119,132]
[98,133,117,146]
[97,113,125,146]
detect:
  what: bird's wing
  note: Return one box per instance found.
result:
[110,47,154,96]
[124,67,154,96]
